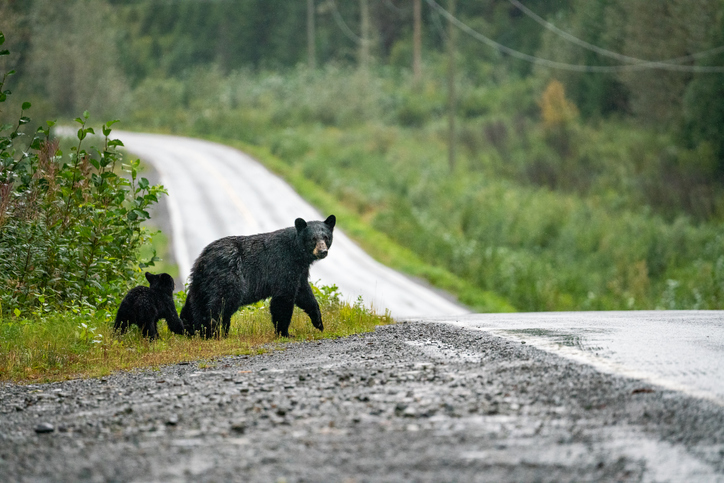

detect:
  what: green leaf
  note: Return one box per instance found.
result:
[0,32,4,45]
[46,120,57,127]
[0,50,9,56]
[77,128,86,141]
[6,69,15,76]
[21,101,31,110]
[83,110,90,120]
[85,127,95,135]
[75,117,84,124]
[18,116,30,125]
[13,308,20,317]
[138,177,149,189]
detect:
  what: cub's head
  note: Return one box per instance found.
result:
[295,215,336,261]
[145,272,175,295]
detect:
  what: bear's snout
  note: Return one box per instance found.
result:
[313,239,328,259]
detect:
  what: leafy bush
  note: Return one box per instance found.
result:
[0,32,166,317]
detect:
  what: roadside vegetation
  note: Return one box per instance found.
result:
[122,66,724,312]
[0,283,389,383]
[0,31,390,383]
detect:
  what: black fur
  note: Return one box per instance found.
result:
[114,272,185,340]
[181,215,336,338]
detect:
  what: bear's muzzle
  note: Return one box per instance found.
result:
[313,240,328,259]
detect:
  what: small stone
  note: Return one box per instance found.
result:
[166,414,179,426]
[231,420,247,433]
[34,423,55,434]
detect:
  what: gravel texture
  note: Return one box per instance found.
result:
[1,321,723,482]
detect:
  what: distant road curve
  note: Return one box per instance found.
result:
[112,131,469,319]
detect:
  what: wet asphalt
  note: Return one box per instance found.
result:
[2,321,723,482]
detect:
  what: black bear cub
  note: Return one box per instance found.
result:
[180,215,336,338]
[114,272,185,340]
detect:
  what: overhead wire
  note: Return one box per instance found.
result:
[507,0,724,68]
[329,0,365,45]
[424,0,724,73]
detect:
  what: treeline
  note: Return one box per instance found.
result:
[2,0,723,179]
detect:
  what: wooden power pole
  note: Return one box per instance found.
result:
[360,0,370,71]
[307,0,316,70]
[413,0,422,85]
[447,0,456,172]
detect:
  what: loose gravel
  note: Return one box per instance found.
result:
[1,321,723,482]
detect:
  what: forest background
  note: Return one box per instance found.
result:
[1,0,724,314]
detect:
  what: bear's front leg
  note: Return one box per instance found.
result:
[270,295,295,337]
[295,282,324,332]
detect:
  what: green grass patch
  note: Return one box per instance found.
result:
[0,284,391,383]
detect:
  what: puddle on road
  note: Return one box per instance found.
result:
[505,328,607,353]
[487,327,724,407]
[404,339,484,364]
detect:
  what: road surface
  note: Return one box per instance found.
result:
[115,131,468,319]
[2,322,723,482]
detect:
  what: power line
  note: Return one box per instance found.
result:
[507,0,724,68]
[424,0,724,73]
[329,0,364,45]
[383,0,409,14]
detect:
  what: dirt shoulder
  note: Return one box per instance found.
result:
[1,321,723,482]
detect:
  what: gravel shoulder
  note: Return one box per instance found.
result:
[1,321,723,482]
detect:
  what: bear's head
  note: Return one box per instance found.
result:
[145,272,175,295]
[295,215,336,261]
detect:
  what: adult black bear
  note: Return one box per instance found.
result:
[180,215,336,338]
[114,272,185,340]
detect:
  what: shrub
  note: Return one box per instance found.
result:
[0,32,166,317]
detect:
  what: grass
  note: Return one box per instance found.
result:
[0,284,391,383]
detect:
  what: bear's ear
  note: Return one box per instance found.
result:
[324,214,336,230]
[295,218,307,233]
[145,272,156,284]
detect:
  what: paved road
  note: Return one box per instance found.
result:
[419,311,724,405]
[116,131,468,319]
[2,322,723,482]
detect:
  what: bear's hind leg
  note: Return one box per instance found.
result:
[221,304,238,337]
[141,320,159,341]
[270,296,295,338]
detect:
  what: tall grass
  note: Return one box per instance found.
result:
[0,284,390,383]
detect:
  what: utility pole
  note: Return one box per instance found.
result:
[447,0,456,172]
[413,0,422,85]
[307,0,316,70]
[360,0,370,71]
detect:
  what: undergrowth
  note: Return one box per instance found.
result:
[0,283,390,383]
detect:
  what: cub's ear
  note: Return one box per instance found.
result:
[295,218,308,233]
[324,214,336,230]
[161,273,175,291]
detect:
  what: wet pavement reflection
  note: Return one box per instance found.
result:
[423,311,724,404]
